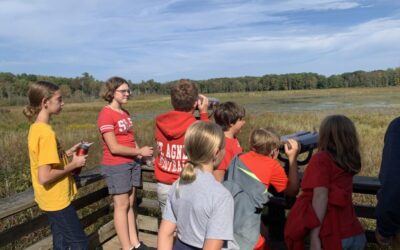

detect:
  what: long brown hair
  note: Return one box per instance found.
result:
[318,115,361,175]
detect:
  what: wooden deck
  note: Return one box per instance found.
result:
[102,232,157,250]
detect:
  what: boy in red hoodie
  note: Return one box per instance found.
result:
[154,79,209,213]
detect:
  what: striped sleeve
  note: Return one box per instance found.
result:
[97,108,115,134]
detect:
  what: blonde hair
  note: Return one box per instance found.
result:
[179,121,225,185]
[23,81,59,122]
[250,128,280,156]
[318,115,361,175]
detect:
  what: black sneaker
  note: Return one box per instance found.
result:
[133,242,150,250]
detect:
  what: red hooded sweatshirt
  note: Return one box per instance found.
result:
[154,111,209,184]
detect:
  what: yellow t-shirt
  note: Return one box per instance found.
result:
[28,123,77,211]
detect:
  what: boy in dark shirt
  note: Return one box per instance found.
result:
[375,117,400,247]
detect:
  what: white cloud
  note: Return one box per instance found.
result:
[0,0,398,81]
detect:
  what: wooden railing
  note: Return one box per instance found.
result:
[267,174,380,245]
[0,166,159,249]
[0,167,380,249]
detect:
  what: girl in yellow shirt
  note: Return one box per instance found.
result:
[23,81,89,250]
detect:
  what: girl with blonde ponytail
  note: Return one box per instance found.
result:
[158,121,236,250]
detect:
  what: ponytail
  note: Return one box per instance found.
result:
[176,161,197,198]
[22,81,59,122]
[175,121,225,198]
[180,161,197,184]
[23,105,41,122]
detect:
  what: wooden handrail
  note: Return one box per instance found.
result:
[0,168,103,220]
[0,166,381,248]
[0,165,159,249]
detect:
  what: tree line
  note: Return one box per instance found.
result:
[1,68,400,105]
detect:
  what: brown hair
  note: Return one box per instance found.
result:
[170,79,199,112]
[214,102,245,131]
[318,115,361,175]
[23,81,59,122]
[101,76,129,103]
[179,121,225,185]
[250,128,280,156]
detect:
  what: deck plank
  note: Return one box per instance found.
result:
[101,232,157,250]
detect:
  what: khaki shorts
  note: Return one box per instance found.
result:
[157,182,172,214]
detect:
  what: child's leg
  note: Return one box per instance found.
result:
[47,213,66,250]
[128,187,140,246]
[46,204,88,250]
[114,193,132,250]
[128,162,142,247]
[157,182,171,214]
[103,163,139,249]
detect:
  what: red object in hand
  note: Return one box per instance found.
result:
[76,146,89,156]
[73,143,91,175]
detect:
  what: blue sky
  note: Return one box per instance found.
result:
[0,0,399,83]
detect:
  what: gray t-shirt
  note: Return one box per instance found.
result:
[163,169,235,248]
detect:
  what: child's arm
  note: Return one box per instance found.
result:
[203,239,224,250]
[284,139,300,196]
[197,94,209,115]
[64,142,81,157]
[157,219,176,250]
[102,132,153,157]
[310,186,328,250]
[38,154,87,185]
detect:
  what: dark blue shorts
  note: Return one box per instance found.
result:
[173,238,201,250]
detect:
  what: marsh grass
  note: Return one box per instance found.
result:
[1,87,400,248]
[2,87,400,196]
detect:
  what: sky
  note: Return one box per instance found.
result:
[0,0,399,83]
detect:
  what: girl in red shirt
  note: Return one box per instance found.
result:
[285,115,366,250]
[97,76,153,250]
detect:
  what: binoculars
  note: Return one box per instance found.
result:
[278,131,319,166]
[195,97,220,120]
[207,97,220,109]
[197,96,220,109]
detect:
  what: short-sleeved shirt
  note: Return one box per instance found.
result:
[301,151,363,239]
[239,151,288,192]
[28,123,77,211]
[97,106,136,165]
[217,137,243,171]
[163,169,235,248]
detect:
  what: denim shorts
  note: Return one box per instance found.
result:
[341,233,367,250]
[46,204,89,250]
[101,162,142,195]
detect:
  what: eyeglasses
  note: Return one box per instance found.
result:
[115,89,131,95]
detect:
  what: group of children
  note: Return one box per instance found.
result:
[24,77,366,250]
